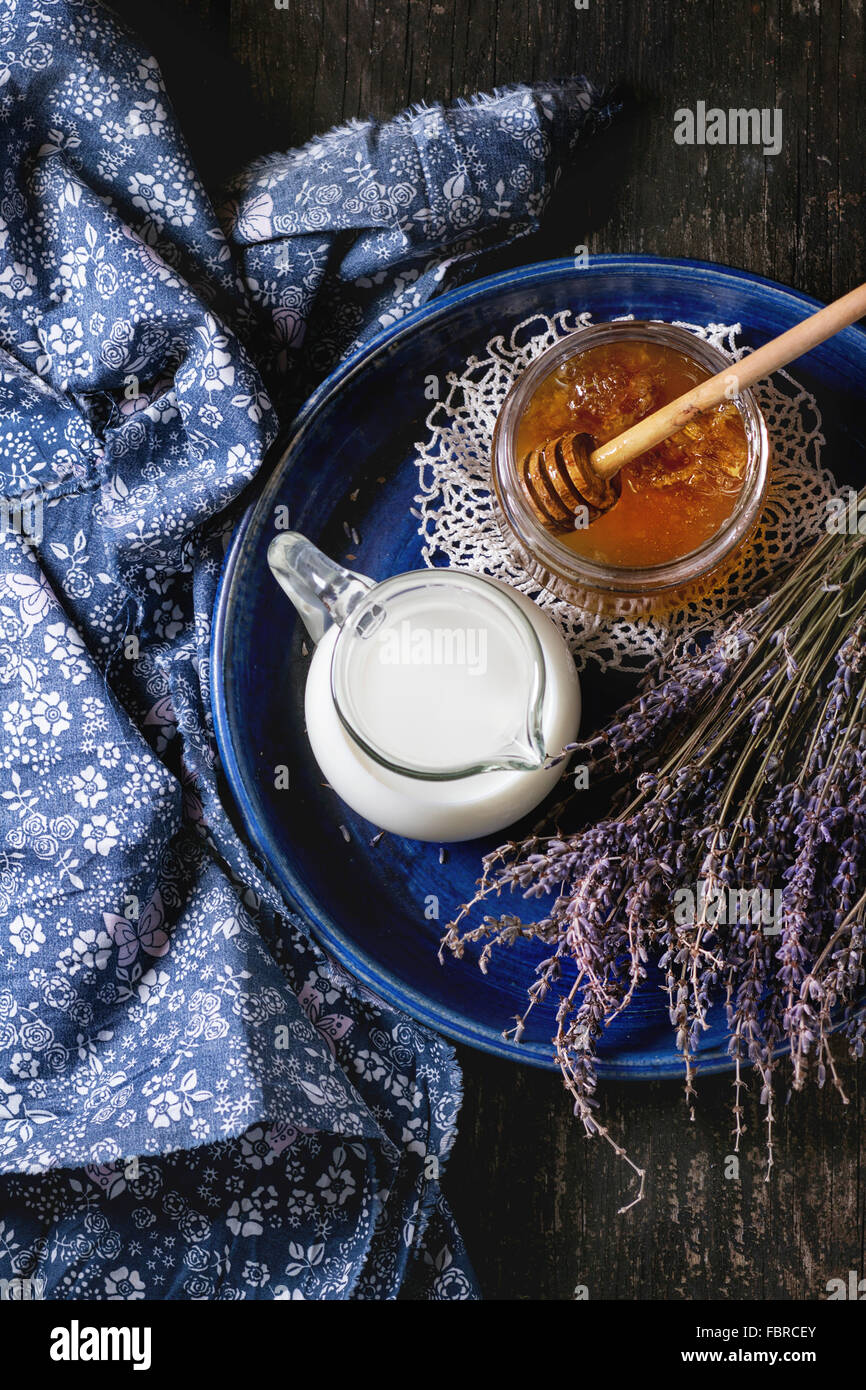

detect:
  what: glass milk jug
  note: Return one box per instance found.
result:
[268,533,581,841]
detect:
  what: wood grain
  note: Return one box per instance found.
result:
[446,1050,865,1300]
[105,0,866,1299]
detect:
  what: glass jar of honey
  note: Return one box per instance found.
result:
[492,321,770,615]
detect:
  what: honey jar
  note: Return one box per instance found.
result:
[492,321,771,616]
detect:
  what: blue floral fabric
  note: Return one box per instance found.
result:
[0,0,610,1299]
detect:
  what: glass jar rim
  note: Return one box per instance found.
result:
[492,320,770,596]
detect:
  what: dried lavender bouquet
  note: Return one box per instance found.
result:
[442,498,866,1209]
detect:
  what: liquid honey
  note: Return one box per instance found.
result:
[516,340,749,568]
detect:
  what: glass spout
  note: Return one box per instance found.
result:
[489,721,547,773]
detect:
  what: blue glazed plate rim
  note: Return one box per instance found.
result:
[212,254,866,1078]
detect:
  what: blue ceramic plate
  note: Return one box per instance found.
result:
[212,255,866,1077]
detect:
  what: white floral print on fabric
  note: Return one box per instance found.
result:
[0,0,613,1298]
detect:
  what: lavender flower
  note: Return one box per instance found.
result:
[443,507,866,1207]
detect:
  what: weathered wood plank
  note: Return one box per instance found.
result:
[447,1050,865,1299]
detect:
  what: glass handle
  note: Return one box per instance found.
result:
[267,532,374,644]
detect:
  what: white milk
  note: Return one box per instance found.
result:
[336,587,544,773]
[305,580,581,842]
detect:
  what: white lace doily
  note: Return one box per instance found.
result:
[413,310,838,672]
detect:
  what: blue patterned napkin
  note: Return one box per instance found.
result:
[0,0,612,1299]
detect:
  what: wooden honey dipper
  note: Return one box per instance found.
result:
[521,279,866,529]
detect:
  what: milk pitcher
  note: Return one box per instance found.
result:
[268,532,581,841]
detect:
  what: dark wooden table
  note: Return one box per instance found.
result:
[108,0,866,1299]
